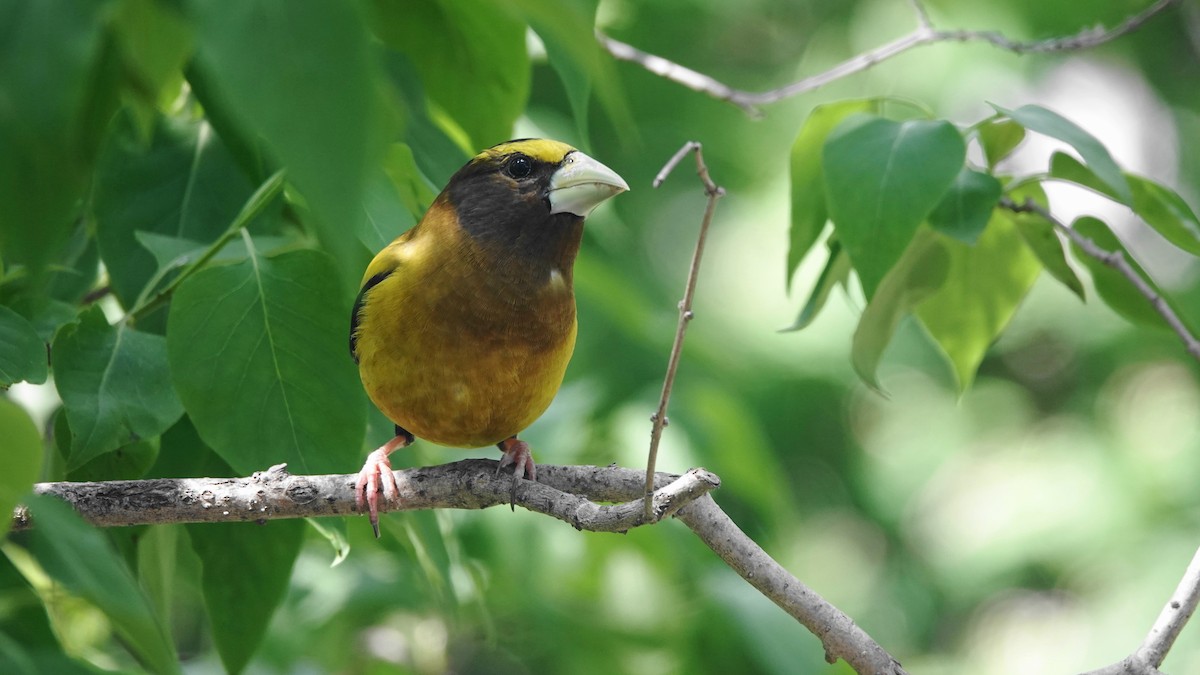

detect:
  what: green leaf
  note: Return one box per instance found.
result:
[356,143,431,255]
[1007,183,1086,301]
[370,0,528,150]
[917,214,1042,391]
[852,231,950,389]
[94,113,256,308]
[977,117,1026,169]
[927,168,1003,245]
[51,306,184,470]
[167,245,366,475]
[1070,217,1173,329]
[0,399,42,538]
[787,99,879,285]
[523,0,599,140]
[136,525,182,636]
[1047,155,1200,255]
[1049,151,1120,202]
[187,0,389,291]
[0,0,119,278]
[111,0,192,107]
[0,306,47,386]
[188,520,305,675]
[22,495,178,674]
[1128,174,1200,257]
[824,116,965,298]
[995,103,1132,203]
[782,239,851,332]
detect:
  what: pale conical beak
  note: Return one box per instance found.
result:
[547,151,630,217]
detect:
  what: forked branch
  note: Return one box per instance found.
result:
[599,0,1180,116]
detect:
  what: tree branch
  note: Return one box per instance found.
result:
[999,197,1200,363]
[599,0,1180,116]
[12,461,719,534]
[1081,544,1200,675]
[13,460,906,674]
[644,142,725,519]
[677,497,908,674]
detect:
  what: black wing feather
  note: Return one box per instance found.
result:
[349,270,392,363]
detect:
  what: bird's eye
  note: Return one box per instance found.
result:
[505,155,533,179]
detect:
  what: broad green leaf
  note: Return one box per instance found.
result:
[852,231,950,389]
[356,143,431,255]
[519,0,601,140]
[370,0,528,150]
[0,399,42,538]
[307,518,350,567]
[788,99,879,285]
[111,0,192,108]
[148,415,235,480]
[1008,183,1086,301]
[977,118,1026,169]
[1129,174,1200,257]
[359,171,415,255]
[1049,151,1120,202]
[136,525,181,637]
[995,103,1132,203]
[94,113,255,308]
[187,0,389,291]
[782,240,851,332]
[167,245,366,475]
[0,306,47,386]
[384,143,438,218]
[189,520,305,675]
[46,224,102,305]
[1045,154,1200,255]
[824,116,965,298]
[52,306,184,469]
[927,168,1003,245]
[133,231,293,278]
[1071,217,1173,329]
[56,406,160,482]
[22,495,178,674]
[917,215,1042,391]
[0,0,118,278]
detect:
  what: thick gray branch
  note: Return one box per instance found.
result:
[12,461,718,533]
[12,460,905,674]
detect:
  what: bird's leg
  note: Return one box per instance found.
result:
[355,426,414,538]
[496,436,537,509]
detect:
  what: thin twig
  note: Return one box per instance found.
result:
[1136,544,1200,667]
[1079,545,1200,674]
[599,0,1179,116]
[1000,197,1200,362]
[644,142,725,521]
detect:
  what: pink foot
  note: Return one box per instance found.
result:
[355,434,411,537]
[496,437,536,509]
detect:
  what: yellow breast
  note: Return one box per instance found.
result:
[352,206,577,448]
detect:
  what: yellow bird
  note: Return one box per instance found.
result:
[350,139,629,534]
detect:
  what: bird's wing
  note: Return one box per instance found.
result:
[349,268,394,363]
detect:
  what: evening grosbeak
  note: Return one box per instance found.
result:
[349,139,629,535]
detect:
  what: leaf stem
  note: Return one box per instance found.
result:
[125,170,286,326]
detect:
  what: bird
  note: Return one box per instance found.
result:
[349,138,629,536]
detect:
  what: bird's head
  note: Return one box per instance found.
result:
[441,139,628,268]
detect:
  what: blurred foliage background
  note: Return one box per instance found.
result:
[2,0,1200,673]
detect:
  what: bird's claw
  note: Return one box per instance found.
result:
[355,435,409,537]
[497,438,537,510]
